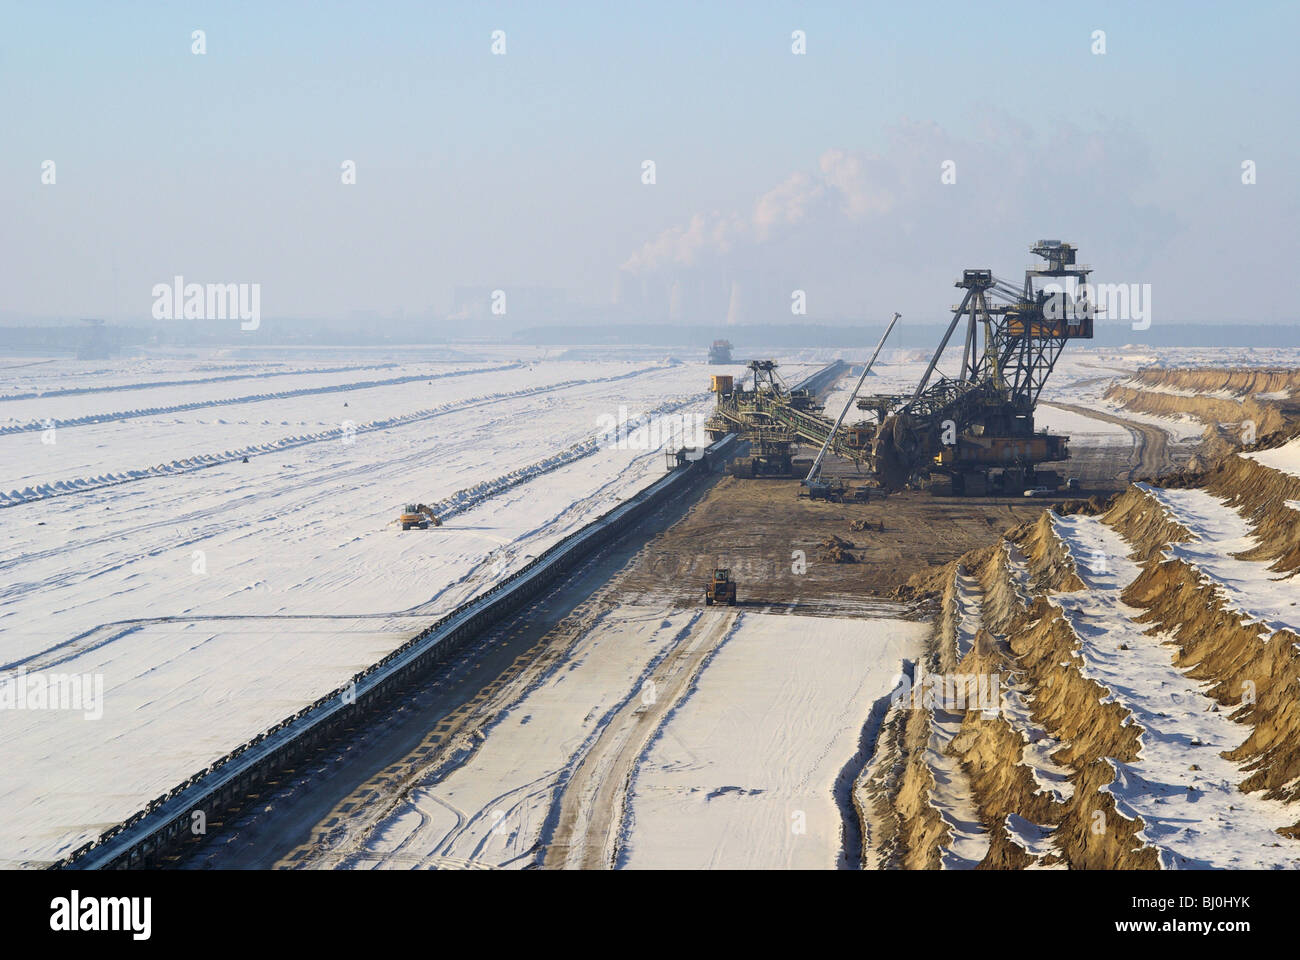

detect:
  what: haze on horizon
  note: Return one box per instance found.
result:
[3,1,1298,336]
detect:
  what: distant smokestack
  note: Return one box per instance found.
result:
[669,280,683,322]
[725,280,743,326]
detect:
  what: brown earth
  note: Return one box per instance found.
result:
[1103,367,1300,458]
[1124,366,1300,397]
[875,446,1300,868]
[613,468,1066,614]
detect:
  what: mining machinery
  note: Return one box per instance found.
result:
[862,240,1094,493]
[704,567,737,606]
[706,240,1095,494]
[802,312,900,499]
[398,503,442,530]
[705,360,847,477]
[708,339,734,364]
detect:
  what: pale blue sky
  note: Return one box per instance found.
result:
[3,1,1297,329]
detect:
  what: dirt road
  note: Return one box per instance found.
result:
[1040,400,1177,480]
[544,609,737,869]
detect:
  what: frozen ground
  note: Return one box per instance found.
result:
[346,606,704,869]
[0,341,1277,867]
[1134,483,1300,639]
[1095,400,1207,443]
[1244,435,1300,481]
[0,350,822,865]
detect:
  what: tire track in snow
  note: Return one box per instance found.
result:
[546,609,737,869]
[0,395,704,673]
[0,366,667,509]
[0,363,521,435]
[0,362,402,403]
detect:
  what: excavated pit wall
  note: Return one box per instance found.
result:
[874,446,1300,868]
[1103,367,1300,465]
[1124,367,1300,397]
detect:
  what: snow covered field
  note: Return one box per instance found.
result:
[1245,436,1300,481]
[0,350,822,866]
[349,605,705,869]
[1,341,1277,868]
[619,611,928,869]
[329,604,926,870]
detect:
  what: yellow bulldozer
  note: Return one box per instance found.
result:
[398,503,442,530]
[704,567,737,606]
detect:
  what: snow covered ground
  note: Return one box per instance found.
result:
[351,606,704,869]
[1095,400,1208,443]
[619,610,928,869]
[1134,483,1300,639]
[1244,435,1300,481]
[0,350,822,866]
[921,706,992,869]
[323,604,925,870]
[1047,512,1300,869]
[1032,405,1133,447]
[1,341,1278,868]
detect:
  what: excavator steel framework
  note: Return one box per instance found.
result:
[708,241,1095,494]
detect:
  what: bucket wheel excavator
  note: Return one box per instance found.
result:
[704,240,1095,495]
[863,240,1095,493]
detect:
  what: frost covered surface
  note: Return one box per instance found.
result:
[0,355,762,865]
[947,561,1062,855]
[1135,484,1300,639]
[1002,541,1034,602]
[1004,813,1064,865]
[1047,513,1300,869]
[1096,398,1206,441]
[620,611,928,869]
[1033,404,1132,446]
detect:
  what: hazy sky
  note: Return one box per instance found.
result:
[4,1,1298,330]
